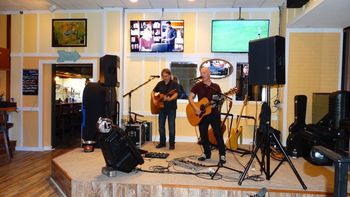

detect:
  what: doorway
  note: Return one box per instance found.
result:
[51,64,93,148]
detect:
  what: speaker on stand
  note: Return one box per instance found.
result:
[239,36,307,190]
[248,36,285,86]
[99,55,119,87]
[99,55,120,125]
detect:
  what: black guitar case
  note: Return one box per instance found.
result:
[286,95,307,157]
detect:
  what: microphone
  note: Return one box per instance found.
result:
[255,187,267,197]
[190,76,202,81]
[150,75,160,78]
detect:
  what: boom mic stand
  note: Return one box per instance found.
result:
[123,76,158,124]
[238,85,307,190]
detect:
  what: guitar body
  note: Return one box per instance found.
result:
[208,124,226,145]
[151,90,177,114]
[226,127,242,150]
[186,97,212,126]
[226,95,248,150]
[150,94,165,114]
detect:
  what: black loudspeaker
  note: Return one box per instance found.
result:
[99,126,144,173]
[100,55,119,87]
[287,0,310,8]
[82,83,106,141]
[248,36,285,85]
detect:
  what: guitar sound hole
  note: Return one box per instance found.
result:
[200,105,205,111]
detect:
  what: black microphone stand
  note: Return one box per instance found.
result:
[123,76,158,124]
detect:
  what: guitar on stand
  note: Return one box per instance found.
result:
[208,100,232,146]
[150,89,177,114]
[226,95,248,151]
[186,88,237,126]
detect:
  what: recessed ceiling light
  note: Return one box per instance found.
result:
[188,0,195,2]
[130,0,138,3]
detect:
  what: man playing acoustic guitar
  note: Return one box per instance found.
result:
[151,68,178,150]
[188,67,226,163]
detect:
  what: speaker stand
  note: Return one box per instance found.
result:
[238,86,307,190]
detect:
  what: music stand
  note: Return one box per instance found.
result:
[123,76,158,124]
[238,86,307,190]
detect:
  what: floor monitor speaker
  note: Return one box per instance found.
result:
[248,36,285,85]
[99,126,144,173]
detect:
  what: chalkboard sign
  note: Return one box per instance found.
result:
[23,69,38,95]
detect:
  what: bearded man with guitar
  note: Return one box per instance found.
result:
[151,68,178,150]
[188,67,226,163]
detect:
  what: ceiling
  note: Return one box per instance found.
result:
[0,0,285,10]
[0,0,349,28]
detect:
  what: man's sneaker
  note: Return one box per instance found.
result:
[220,155,226,164]
[156,143,165,148]
[198,154,210,161]
[169,144,175,150]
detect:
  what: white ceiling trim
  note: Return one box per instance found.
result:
[124,7,279,13]
[287,28,342,33]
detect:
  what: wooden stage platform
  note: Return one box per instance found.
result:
[51,142,348,196]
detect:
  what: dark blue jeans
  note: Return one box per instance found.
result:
[199,112,226,157]
[158,109,176,145]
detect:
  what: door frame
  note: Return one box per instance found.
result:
[39,59,98,150]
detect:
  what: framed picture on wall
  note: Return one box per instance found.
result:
[52,19,87,47]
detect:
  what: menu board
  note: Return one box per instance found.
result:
[22,69,38,95]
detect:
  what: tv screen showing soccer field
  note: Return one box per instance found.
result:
[211,20,269,53]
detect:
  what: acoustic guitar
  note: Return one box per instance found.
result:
[226,95,248,150]
[186,88,237,126]
[208,100,232,146]
[150,89,177,114]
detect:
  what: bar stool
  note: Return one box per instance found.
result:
[0,110,13,161]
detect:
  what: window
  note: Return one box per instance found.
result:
[235,63,262,101]
[170,62,198,100]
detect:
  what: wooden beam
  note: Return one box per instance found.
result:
[6,15,11,101]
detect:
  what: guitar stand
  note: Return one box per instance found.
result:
[226,115,257,157]
[209,160,243,180]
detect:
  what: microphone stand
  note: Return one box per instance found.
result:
[204,84,233,102]
[202,84,243,179]
[123,76,158,124]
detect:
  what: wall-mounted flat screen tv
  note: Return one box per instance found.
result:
[211,20,269,53]
[130,20,184,52]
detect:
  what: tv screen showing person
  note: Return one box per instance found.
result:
[130,20,184,52]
